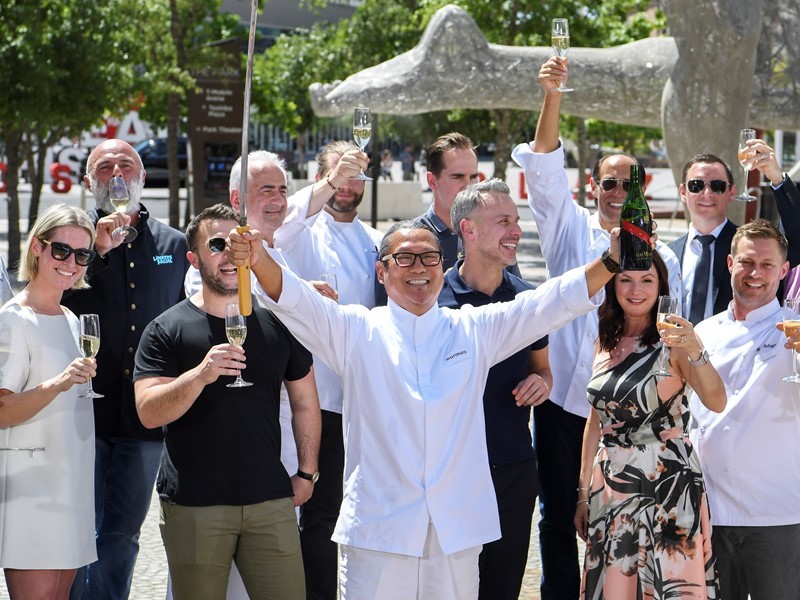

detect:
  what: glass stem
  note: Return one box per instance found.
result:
[793,349,799,379]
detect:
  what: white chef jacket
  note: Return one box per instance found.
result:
[689,299,800,527]
[511,141,683,418]
[254,262,597,556]
[273,184,384,414]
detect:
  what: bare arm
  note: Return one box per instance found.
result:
[305,150,369,218]
[285,368,321,507]
[532,58,567,154]
[511,346,553,407]
[0,357,95,428]
[574,408,601,542]
[663,316,727,413]
[134,343,246,429]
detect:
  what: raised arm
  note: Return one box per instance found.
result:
[228,227,283,301]
[532,58,567,154]
[305,149,368,219]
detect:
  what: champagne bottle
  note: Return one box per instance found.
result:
[619,164,652,271]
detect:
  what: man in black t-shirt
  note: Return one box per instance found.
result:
[438,179,551,600]
[133,204,320,600]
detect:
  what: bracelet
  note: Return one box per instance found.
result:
[325,177,338,191]
[576,499,589,505]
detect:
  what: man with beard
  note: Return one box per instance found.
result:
[273,140,384,600]
[65,139,189,600]
[133,204,320,600]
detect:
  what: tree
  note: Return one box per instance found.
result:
[0,0,140,270]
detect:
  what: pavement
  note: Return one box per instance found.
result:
[0,183,688,599]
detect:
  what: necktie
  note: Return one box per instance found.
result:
[689,234,716,325]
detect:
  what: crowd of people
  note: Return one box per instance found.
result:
[1,56,799,600]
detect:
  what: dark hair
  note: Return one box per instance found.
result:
[378,220,441,261]
[425,133,476,178]
[591,152,637,182]
[681,153,734,185]
[186,204,243,250]
[597,250,670,352]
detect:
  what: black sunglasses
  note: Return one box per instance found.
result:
[686,179,729,194]
[207,237,227,253]
[599,178,631,192]
[384,251,443,268]
[40,239,94,267]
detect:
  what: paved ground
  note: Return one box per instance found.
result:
[0,183,688,599]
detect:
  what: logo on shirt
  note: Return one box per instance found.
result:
[153,255,174,265]
[445,350,467,362]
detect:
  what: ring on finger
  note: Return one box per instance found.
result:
[680,335,685,343]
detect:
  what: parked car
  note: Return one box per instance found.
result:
[133,137,188,186]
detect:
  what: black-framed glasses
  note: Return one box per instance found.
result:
[384,251,443,268]
[686,179,729,194]
[207,237,226,253]
[40,239,94,266]
[599,178,631,192]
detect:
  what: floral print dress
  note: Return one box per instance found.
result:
[582,337,719,599]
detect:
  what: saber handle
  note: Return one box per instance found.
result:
[236,225,252,316]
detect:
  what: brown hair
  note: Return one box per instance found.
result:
[731,219,788,261]
[425,133,476,178]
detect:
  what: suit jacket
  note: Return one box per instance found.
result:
[670,175,800,315]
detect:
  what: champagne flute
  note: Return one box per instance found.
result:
[551,19,574,93]
[652,296,679,377]
[79,313,104,398]
[225,302,253,388]
[782,298,800,383]
[353,107,373,181]
[109,175,138,242]
[735,129,757,202]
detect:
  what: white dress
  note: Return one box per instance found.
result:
[0,303,97,568]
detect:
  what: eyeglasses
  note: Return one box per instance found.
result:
[686,179,729,194]
[207,237,227,253]
[599,178,631,192]
[40,239,94,266]
[383,251,443,268]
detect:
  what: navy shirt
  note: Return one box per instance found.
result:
[438,261,546,465]
[63,205,190,440]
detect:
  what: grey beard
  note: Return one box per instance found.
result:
[92,174,144,215]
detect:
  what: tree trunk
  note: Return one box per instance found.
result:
[4,128,24,273]
[491,109,512,180]
[576,118,589,208]
[167,92,181,229]
[26,134,48,232]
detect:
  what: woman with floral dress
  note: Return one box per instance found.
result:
[574,252,726,599]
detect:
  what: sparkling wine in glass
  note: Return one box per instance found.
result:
[79,313,104,398]
[551,19,574,93]
[652,295,679,377]
[109,175,138,242]
[783,298,800,383]
[225,303,253,388]
[353,107,373,181]
[735,129,757,202]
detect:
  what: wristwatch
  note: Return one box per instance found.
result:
[688,349,710,367]
[601,249,622,273]
[296,469,320,484]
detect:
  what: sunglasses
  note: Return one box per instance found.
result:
[599,178,631,192]
[207,237,227,253]
[686,179,729,194]
[40,239,94,267]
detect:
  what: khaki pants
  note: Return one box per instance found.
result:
[160,498,304,600]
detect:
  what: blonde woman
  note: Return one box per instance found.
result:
[0,204,101,599]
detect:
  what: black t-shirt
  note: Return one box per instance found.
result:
[438,261,546,466]
[134,299,312,506]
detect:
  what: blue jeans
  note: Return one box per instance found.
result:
[713,523,800,600]
[70,438,163,600]
[533,401,585,600]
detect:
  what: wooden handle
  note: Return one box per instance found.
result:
[236,225,252,316]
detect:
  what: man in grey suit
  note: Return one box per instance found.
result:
[669,144,800,323]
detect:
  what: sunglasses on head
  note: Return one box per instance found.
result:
[599,178,631,192]
[40,239,94,267]
[207,237,227,253]
[686,179,729,194]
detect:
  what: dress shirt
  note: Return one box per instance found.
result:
[680,220,729,322]
[273,185,384,414]
[512,141,683,417]
[689,299,800,527]
[254,263,597,557]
